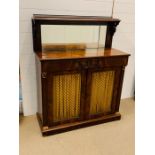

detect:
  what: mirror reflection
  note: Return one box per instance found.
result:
[41,25,107,51]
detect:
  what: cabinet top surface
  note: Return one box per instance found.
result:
[35,48,130,61]
[32,14,120,23]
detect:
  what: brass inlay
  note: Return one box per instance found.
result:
[90,71,115,115]
[53,73,81,122]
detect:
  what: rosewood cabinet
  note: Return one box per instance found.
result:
[32,15,130,136]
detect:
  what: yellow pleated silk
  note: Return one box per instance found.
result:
[89,71,115,115]
[53,73,81,122]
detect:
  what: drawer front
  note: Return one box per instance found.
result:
[41,59,88,72]
[41,56,129,72]
[88,56,129,68]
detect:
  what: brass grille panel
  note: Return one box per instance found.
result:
[53,73,81,122]
[89,71,115,115]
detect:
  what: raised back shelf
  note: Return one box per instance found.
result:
[32,14,120,51]
[32,14,120,25]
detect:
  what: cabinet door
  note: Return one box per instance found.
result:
[85,67,122,119]
[47,70,86,126]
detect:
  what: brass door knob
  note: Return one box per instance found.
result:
[42,72,47,78]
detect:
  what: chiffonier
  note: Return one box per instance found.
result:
[32,14,130,136]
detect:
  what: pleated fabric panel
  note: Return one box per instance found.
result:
[89,71,115,115]
[53,73,81,122]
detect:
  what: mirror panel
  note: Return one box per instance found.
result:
[41,25,107,50]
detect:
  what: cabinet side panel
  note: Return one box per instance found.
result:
[115,67,125,112]
[35,56,42,120]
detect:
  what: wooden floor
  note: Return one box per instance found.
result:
[20,98,134,155]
